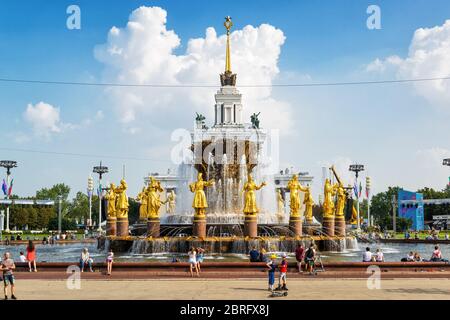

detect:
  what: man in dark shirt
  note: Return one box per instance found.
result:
[295,244,305,273]
[249,247,260,262]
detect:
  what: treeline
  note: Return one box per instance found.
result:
[1,183,140,231]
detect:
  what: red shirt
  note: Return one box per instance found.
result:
[279,259,288,273]
[295,247,304,261]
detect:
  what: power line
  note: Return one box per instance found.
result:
[0,147,171,163]
[0,76,449,88]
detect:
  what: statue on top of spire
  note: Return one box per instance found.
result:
[220,16,237,86]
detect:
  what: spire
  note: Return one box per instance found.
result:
[224,16,232,73]
[220,16,237,86]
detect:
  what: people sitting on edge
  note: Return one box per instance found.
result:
[445,234,449,241]
[413,252,422,262]
[16,234,22,241]
[430,246,443,262]
[408,251,416,261]
[414,232,419,240]
[18,252,27,263]
[79,248,94,272]
[363,247,372,262]
[375,249,384,262]
[249,247,260,262]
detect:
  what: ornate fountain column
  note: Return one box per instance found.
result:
[193,214,207,238]
[190,173,214,239]
[147,217,160,237]
[287,175,306,237]
[244,214,258,238]
[289,215,302,237]
[106,217,117,236]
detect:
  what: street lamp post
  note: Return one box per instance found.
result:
[366,176,371,227]
[57,195,62,234]
[87,176,94,230]
[0,160,17,233]
[444,159,450,185]
[349,163,365,231]
[93,162,108,232]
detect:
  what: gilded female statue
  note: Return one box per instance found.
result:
[323,178,338,218]
[243,174,266,215]
[105,183,117,218]
[189,173,214,216]
[166,190,176,214]
[147,176,166,219]
[136,186,148,221]
[276,189,285,215]
[287,174,308,217]
[335,184,346,217]
[303,186,314,223]
[115,179,129,218]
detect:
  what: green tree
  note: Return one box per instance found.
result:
[10,206,28,229]
[370,186,402,230]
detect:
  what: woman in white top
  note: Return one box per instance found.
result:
[188,248,199,277]
[375,249,384,262]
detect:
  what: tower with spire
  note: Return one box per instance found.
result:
[213,16,243,128]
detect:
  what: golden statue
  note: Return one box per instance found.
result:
[147,176,166,219]
[287,174,308,217]
[243,174,266,215]
[115,179,129,218]
[276,189,285,215]
[335,184,346,217]
[136,187,148,221]
[189,173,214,217]
[105,183,117,218]
[166,190,176,214]
[303,186,314,223]
[323,178,338,218]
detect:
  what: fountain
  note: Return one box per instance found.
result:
[102,16,357,255]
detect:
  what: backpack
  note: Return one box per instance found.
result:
[305,248,314,259]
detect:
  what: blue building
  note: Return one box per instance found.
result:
[397,190,424,231]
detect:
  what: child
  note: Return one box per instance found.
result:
[277,253,288,291]
[106,249,114,275]
[266,254,278,291]
[19,252,27,263]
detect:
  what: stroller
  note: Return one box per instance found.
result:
[312,254,325,274]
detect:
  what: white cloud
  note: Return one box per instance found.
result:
[23,102,71,137]
[366,20,450,109]
[94,6,292,133]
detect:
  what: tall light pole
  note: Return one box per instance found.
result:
[57,195,62,234]
[87,175,94,230]
[366,176,371,227]
[0,160,17,233]
[93,161,108,232]
[349,163,365,231]
[444,159,450,185]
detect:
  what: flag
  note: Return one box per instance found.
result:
[97,184,102,197]
[7,179,13,196]
[359,181,363,198]
[353,182,358,198]
[1,179,7,196]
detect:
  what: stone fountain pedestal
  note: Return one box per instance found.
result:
[244,214,257,238]
[334,216,346,237]
[147,217,160,238]
[193,215,206,238]
[116,217,129,237]
[106,216,117,236]
[289,215,302,236]
[303,219,314,235]
[322,216,335,237]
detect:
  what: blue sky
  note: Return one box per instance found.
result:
[0,0,450,200]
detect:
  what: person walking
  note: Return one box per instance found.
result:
[305,243,316,275]
[266,254,278,291]
[188,247,199,277]
[26,240,37,272]
[196,247,205,272]
[106,249,114,275]
[295,244,305,273]
[1,252,17,300]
